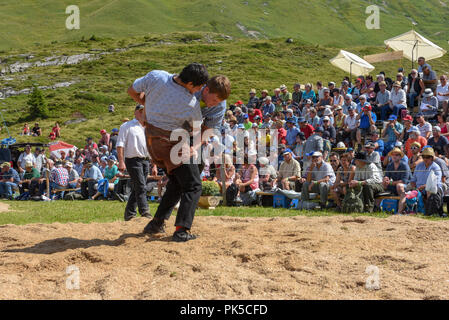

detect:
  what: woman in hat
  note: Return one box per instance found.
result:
[330,152,356,211]
[408,141,423,173]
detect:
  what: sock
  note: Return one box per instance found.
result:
[176,226,184,232]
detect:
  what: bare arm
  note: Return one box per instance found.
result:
[127,86,145,105]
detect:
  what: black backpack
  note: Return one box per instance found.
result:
[226,183,239,206]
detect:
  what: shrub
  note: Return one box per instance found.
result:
[27,85,49,119]
[201,181,220,196]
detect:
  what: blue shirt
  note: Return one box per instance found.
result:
[385,161,411,184]
[133,70,202,131]
[0,168,20,184]
[385,122,403,142]
[83,165,103,181]
[373,139,384,155]
[411,161,442,188]
[360,112,376,129]
[302,90,316,103]
[196,88,227,130]
[262,103,275,115]
[286,126,301,146]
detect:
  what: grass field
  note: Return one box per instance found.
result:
[1,0,449,51]
[1,200,447,226]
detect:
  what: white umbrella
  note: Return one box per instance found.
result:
[384,30,446,67]
[330,50,375,82]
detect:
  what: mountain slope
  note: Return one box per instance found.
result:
[0,0,448,51]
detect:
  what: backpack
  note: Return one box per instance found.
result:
[64,191,84,201]
[405,190,424,214]
[342,187,364,213]
[225,183,239,206]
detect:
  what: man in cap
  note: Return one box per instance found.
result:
[279,84,292,105]
[49,160,69,195]
[364,141,382,169]
[247,88,259,109]
[428,125,449,155]
[298,116,315,139]
[65,161,80,189]
[242,113,253,130]
[277,148,301,191]
[420,88,438,117]
[19,161,40,195]
[383,148,411,214]
[260,114,273,129]
[356,94,369,114]
[437,75,449,115]
[348,151,383,213]
[99,129,110,149]
[381,115,403,156]
[0,162,20,199]
[258,89,269,108]
[301,151,336,208]
[405,126,427,159]
[409,147,445,216]
[322,116,336,144]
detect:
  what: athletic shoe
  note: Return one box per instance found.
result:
[172,228,197,242]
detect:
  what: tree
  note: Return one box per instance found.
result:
[27,85,49,119]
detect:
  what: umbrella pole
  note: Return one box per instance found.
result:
[412,40,418,70]
[350,62,353,85]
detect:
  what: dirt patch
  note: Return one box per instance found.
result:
[0,202,9,213]
[0,215,448,300]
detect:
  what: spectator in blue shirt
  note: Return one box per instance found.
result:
[356,104,377,147]
[286,119,301,149]
[0,162,20,199]
[80,159,103,199]
[262,96,275,115]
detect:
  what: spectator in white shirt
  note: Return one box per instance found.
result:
[437,75,449,116]
[389,81,407,118]
[17,145,36,177]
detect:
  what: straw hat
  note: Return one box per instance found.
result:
[388,147,404,158]
[421,147,435,158]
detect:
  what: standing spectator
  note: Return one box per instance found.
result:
[407,69,425,108]
[109,128,119,157]
[301,151,335,208]
[17,145,36,177]
[117,105,152,220]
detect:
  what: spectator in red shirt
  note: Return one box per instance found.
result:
[298,117,315,139]
[275,120,287,145]
[247,107,262,123]
[84,137,98,151]
[98,129,110,148]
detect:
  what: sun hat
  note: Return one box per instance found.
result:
[323,108,333,116]
[388,147,404,157]
[25,161,33,168]
[393,81,402,87]
[407,126,420,134]
[259,157,269,165]
[411,141,422,149]
[336,142,346,148]
[423,88,434,98]
[100,129,107,134]
[280,84,287,90]
[421,147,435,158]
[1,162,11,168]
[311,151,323,157]
[249,88,256,94]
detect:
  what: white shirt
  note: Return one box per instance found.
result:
[344,114,359,130]
[390,88,406,107]
[116,119,149,159]
[437,84,449,102]
[18,152,36,170]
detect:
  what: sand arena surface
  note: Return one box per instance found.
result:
[1,215,449,300]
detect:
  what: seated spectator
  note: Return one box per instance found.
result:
[49,160,69,194]
[332,89,344,108]
[285,119,300,149]
[399,114,413,143]
[368,129,384,156]
[99,156,108,175]
[428,126,449,156]
[262,96,275,116]
[292,84,302,105]
[389,81,407,118]
[305,108,320,128]
[258,157,277,191]
[247,89,259,109]
[348,151,383,213]
[65,161,80,189]
[351,78,363,102]
[342,94,357,115]
[342,106,359,147]
[356,104,376,148]
[235,157,259,195]
[292,132,306,164]
[301,151,336,208]
[408,141,423,173]
[409,147,445,216]
[316,88,333,115]
[356,95,370,114]
[257,89,269,108]
[80,159,103,199]
[437,75,449,116]
[330,152,356,211]
[303,126,324,169]
[108,103,115,113]
[361,75,376,103]
[99,129,110,149]
[416,113,432,139]
[65,150,75,163]
[31,122,42,136]
[405,126,427,159]
[380,116,401,155]
[375,81,391,120]
[260,114,273,130]
[383,148,411,214]
[298,117,315,139]
[383,141,408,167]
[275,121,287,145]
[21,123,30,136]
[92,156,119,200]
[329,152,341,173]
[277,148,301,191]
[420,89,439,118]
[322,116,336,145]
[214,155,235,190]
[364,142,382,169]
[300,83,317,105]
[19,161,40,195]
[0,162,20,199]
[99,145,109,158]
[279,84,292,105]
[407,69,425,108]
[422,65,438,94]
[242,114,253,130]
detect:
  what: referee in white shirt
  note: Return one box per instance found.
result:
[117,104,151,221]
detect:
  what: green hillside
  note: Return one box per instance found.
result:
[1,0,449,51]
[1,32,449,148]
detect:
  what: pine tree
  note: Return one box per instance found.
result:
[27,85,49,119]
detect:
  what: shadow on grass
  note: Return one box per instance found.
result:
[3,233,172,254]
